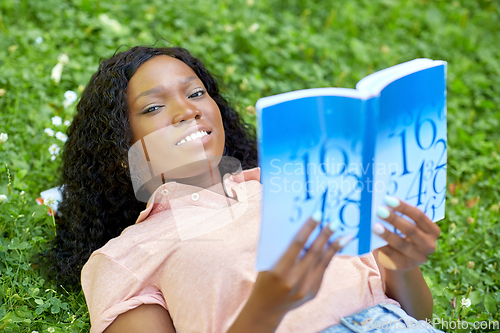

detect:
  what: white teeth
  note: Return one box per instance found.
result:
[176,130,209,146]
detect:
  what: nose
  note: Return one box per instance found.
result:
[170,98,202,125]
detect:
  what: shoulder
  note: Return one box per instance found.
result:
[82,252,170,333]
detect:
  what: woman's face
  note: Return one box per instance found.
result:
[126,55,225,181]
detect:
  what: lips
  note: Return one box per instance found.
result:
[175,124,213,146]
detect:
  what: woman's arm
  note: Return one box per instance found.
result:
[102,292,288,333]
[104,304,176,333]
[374,250,433,320]
[371,196,441,321]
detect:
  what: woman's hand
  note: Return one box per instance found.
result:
[228,212,352,333]
[372,196,441,272]
[250,212,352,314]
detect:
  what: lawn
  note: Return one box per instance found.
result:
[0,0,499,332]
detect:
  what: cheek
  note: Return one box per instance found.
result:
[211,104,225,152]
[207,100,223,129]
[131,126,208,179]
[129,127,139,146]
[129,117,145,144]
[129,117,165,144]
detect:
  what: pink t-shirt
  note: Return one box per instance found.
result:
[81,167,399,333]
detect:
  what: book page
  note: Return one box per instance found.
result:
[256,94,367,271]
[370,63,447,251]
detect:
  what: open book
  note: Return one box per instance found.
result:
[255,59,447,271]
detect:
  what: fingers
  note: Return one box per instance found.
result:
[273,211,323,273]
[296,218,354,273]
[373,196,440,262]
[372,223,429,264]
[382,196,440,238]
[299,234,353,293]
[316,234,352,270]
[294,221,336,273]
[374,206,435,253]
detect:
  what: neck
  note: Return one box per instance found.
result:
[163,158,229,197]
[171,166,227,196]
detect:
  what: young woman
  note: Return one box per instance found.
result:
[51,46,443,333]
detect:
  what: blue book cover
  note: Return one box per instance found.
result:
[255,59,447,271]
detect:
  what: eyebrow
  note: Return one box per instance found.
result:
[133,76,198,103]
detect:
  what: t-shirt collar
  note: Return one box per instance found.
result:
[134,167,261,224]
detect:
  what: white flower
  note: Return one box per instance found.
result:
[63,90,78,109]
[40,187,63,212]
[50,155,56,161]
[55,131,67,142]
[64,120,70,126]
[57,54,69,64]
[0,132,7,143]
[63,91,78,108]
[461,298,471,308]
[64,90,77,103]
[44,128,55,137]
[51,54,69,84]
[248,23,260,33]
[48,327,55,333]
[48,143,60,155]
[35,37,43,45]
[0,194,7,203]
[51,62,64,84]
[20,191,25,195]
[52,116,62,126]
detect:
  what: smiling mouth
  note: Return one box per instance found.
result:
[175,130,212,146]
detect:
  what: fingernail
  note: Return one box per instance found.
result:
[376,206,390,219]
[312,210,322,223]
[329,219,340,232]
[339,234,353,247]
[373,223,385,235]
[384,196,400,208]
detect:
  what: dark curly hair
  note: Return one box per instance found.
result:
[47,46,258,291]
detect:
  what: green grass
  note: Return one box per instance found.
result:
[0,0,499,332]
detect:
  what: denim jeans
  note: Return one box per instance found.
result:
[319,303,444,333]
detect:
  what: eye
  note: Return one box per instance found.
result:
[142,105,162,114]
[189,89,205,98]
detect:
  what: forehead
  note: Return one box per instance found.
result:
[127,55,198,94]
